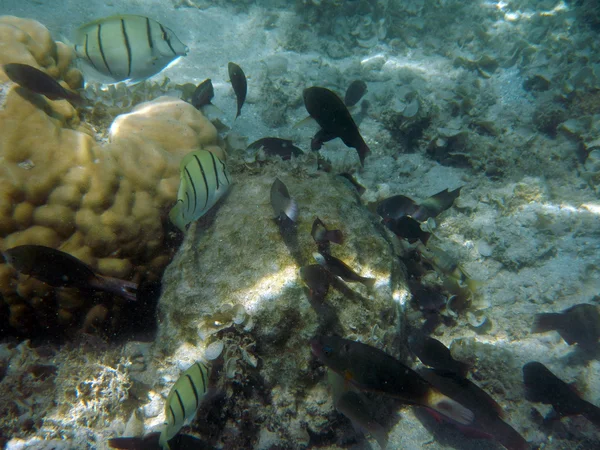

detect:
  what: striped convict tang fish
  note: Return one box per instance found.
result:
[73,15,188,83]
[159,361,209,450]
[169,149,231,232]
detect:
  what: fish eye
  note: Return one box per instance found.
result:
[323,345,332,356]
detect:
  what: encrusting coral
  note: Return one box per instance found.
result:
[0,16,225,338]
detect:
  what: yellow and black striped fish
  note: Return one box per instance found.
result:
[73,15,188,83]
[159,361,209,450]
[169,149,231,232]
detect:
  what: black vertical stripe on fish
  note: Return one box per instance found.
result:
[97,24,113,76]
[193,155,210,210]
[84,34,99,71]
[160,24,177,55]
[221,159,230,184]
[184,194,190,218]
[120,19,132,78]
[185,374,200,409]
[175,390,186,419]
[145,17,154,50]
[208,152,220,190]
[184,167,197,215]
[168,405,176,424]
[196,362,207,393]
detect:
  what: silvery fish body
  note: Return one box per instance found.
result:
[169,150,231,232]
[73,14,188,83]
[159,362,209,450]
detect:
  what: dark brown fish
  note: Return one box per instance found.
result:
[228,62,247,119]
[383,216,431,244]
[191,78,214,109]
[532,303,600,348]
[311,217,344,247]
[344,80,367,107]
[3,63,82,104]
[310,335,474,425]
[523,361,600,426]
[421,369,528,450]
[247,137,303,160]
[409,334,469,377]
[270,178,298,222]
[303,86,370,166]
[376,187,461,223]
[313,252,375,288]
[300,264,330,302]
[3,245,137,301]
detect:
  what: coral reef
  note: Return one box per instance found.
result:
[0,16,225,339]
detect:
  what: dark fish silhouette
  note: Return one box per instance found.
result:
[3,63,83,104]
[383,216,431,244]
[303,86,370,166]
[344,80,367,107]
[409,334,469,377]
[247,137,303,160]
[300,264,330,302]
[313,252,375,288]
[270,178,298,223]
[310,335,474,425]
[3,245,137,301]
[311,217,344,255]
[228,62,247,119]
[523,361,600,426]
[377,187,462,223]
[532,303,600,349]
[191,78,214,109]
[421,369,528,450]
[109,431,214,450]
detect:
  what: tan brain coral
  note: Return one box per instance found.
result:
[0,16,223,336]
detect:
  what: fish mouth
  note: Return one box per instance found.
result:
[309,338,321,357]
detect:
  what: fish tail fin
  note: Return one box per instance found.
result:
[91,275,138,302]
[357,140,370,166]
[284,199,298,223]
[426,388,474,425]
[326,230,344,245]
[532,313,561,333]
[372,426,388,450]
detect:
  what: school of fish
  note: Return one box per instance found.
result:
[1,9,599,450]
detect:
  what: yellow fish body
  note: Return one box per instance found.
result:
[159,362,209,449]
[73,14,188,83]
[169,150,231,232]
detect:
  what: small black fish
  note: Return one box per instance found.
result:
[409,280,448,313]
[532,303,600,349]
[383,216,431,244]
[191,78,214,109]
[3,245,137,301]
[523,361,600,426]
[3,63,83,104]
[377,187,461,223]
[409,333,469,377]
[313,251,375,288]
[311,217,344,247]
[228,62,247,119]
[303,86,370,166]
[344,80,367,107]
[247,137,303,160]
[300,264,330,302]
[270,178,298,223]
